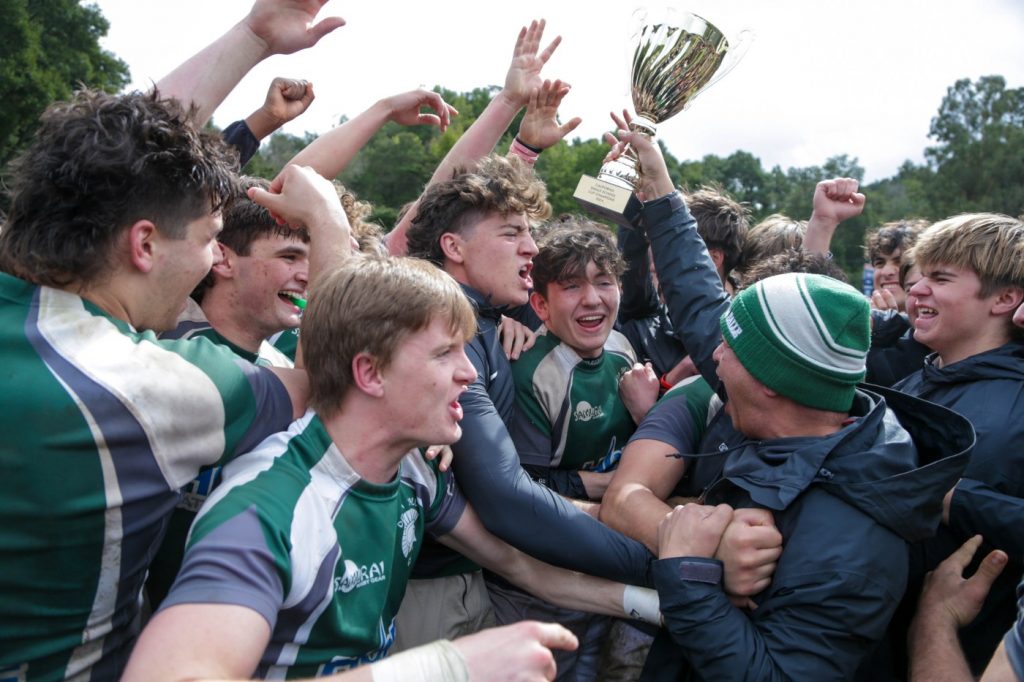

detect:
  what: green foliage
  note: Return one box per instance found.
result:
[924,76,1024,218]
[0,0,129,171]
[240,75,1022,272]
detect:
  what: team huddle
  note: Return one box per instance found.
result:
[2,1,1023,681]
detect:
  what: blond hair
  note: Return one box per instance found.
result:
[302,257,477,416]
[910,213,1024,297]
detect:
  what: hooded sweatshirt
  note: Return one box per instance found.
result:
[894,341,1024,672]
[636,382,972,681]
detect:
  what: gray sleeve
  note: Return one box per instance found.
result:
[159,504,284,631]
[630,392,703,456]
[426,467,468,538]
[233,362,294,457]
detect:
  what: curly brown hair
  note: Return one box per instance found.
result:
[0,89,238,287]
[864,219,929,264]
[406,154,550,266]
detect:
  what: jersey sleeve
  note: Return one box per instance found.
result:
[631,376,718,455]
[403,451,467,538]
[159,334,293,465]
[159,503,288,631]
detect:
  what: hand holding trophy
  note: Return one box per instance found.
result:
[575,9,752,225]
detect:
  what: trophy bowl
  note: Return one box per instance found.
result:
[574,9,751,226]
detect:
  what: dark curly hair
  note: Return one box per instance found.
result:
[406,154,550,266]
[864,219,929,264]
[0,89,239,287]
[531,217,625,296]
[191,176,310,303]
[684,185,750,275]
[739,249,848,289]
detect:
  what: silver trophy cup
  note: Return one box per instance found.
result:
[575,9,751,226]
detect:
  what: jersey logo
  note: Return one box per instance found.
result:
[335,559,387,593]
[398,508,419,559]
[573,400,605,422]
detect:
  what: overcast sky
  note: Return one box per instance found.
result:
[93,0,1024,182]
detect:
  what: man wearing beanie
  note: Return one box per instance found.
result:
[600,129,973,681]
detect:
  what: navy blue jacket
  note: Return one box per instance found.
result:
[895,342,1024,671]
[632,192,972,680]
[426,284,652,584]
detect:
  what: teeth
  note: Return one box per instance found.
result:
[578,315,603,323]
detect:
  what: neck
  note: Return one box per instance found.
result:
[201,288,267,353]
[754,401,847,440]
[936,330,1010,368]
[320,397,416,485]
[73,278,135,328]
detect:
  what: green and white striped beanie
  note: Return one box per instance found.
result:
[719,273,869,412]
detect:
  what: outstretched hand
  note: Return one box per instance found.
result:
[243,0,345,57]
[383,89,458,132]
[503,19,562,108]
[517,79,582,150]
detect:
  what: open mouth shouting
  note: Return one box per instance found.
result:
[519,263,534,289]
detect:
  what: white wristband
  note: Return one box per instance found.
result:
[371,640,469,682]
[622,585,662,625]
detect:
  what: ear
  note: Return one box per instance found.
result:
[351,352,385,398]
[530,290,550,323]
[439,232,465,265]
[991,286,1024,317]
[210,243,234,279]
[708,248,725,270]
[127,220,159,273]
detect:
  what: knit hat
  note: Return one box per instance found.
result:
[719,273,869,412]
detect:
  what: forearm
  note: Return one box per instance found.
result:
[908,608,973,682]
[643,193,729,386]
[287,100,393,179]
[523,463,588,500]
[601,483,671,554]
[387,91,521,255]
[155,21,267,126]
[617,227,659,321]
[803,215,838,256]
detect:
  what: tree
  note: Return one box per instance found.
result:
[0,0,129,171]
[925,76,1024,217]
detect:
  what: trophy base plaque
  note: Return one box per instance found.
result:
[573,175,643,228]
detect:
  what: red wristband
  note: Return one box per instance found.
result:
[659,374,674,392]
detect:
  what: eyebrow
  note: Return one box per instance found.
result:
[275,245,310,257]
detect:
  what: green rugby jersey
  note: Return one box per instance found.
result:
[164,298,294,368]
[147,301,296,609]
[268,327,300,363]
[161,411,466,678]
[0,273,292,681]
[509,327,638,477]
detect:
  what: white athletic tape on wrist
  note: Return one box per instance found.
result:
[622,585,662,625]
[371,639,469,682]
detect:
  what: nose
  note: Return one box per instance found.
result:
[296,263,309,286]
[210,242,225,268]
[909,278,928,297]
[712,342,724,363]
[521,231,539,257]
[456,348,477,385]
[581,282,601,305]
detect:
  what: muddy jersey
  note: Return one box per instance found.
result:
[0,273,291,682]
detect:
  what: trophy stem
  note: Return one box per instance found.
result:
[596,120,657,191]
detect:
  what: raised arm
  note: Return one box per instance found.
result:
[606,126,728,385]
[155,0,344,126]
[223,77,316,167]
[387,19,564,255]
[286,89,457,180]
[803,178,866,255]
